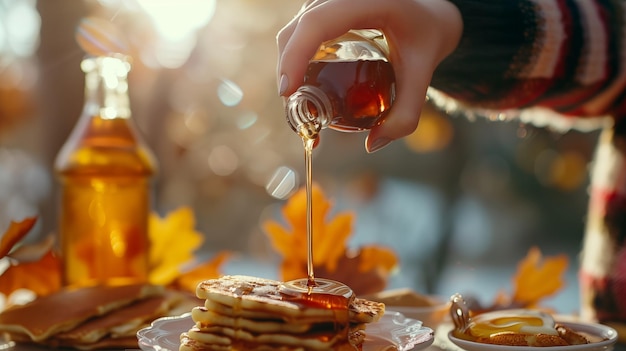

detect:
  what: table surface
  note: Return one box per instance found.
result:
[2,323,623,351]
[2,340,625,350]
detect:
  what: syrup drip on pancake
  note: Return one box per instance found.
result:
[281,278,354,324]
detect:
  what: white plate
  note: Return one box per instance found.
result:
[448,321,618,351]
[137,311,434,351]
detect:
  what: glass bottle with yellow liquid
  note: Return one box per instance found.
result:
[54,55,157,287]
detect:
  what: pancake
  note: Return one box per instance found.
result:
[183,275,378,351]
[197,275,384,324]
[0,284,163,342]
[476,333,570,347]
[180,326,366,351]
[51,290,183,344]
[192,307,312,334]
[556,324,590,345]
[477,323,590,347]
[70,335,139,350]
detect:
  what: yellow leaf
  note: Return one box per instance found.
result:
[173,251,232,292]
[511,246,568,306]
[149,207,204,285]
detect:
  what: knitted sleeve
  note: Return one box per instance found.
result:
[430,0,626,124]
[430,1,626,324]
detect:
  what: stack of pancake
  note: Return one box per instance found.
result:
[180,275,386,351]
[0,283,196,349]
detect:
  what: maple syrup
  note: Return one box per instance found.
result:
[286,30,396,141]
[280,136,354,304]
[452,307,559,342]
[282,29,396,304]
[279,131,356,349]
[280,30,395,350]
[55,55,156,287]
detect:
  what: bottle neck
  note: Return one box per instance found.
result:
[285,85,333,139]
[82,55,131,119]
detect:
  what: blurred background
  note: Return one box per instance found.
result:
[0,0,599,313]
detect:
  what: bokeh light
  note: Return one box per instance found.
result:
[266,166,297,200]
[217,79,244,107]
[535,149,587,191]
[404,103,454,153]
[3,0,40,57]
[208,144,239,176]
[136,0,216,68]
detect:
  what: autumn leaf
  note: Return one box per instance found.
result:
[264,183,353,273]
[511,246,569,307]
[263,183,399,294]
[0,250,61,297]
[0,217,62,298]
[149,207,204,286]
[172,251,232,292]
[0,217,37,258]
[315,250,397,296]
[0,207,231,301]
[358,246,398,273]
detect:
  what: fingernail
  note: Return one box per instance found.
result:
[278,74,288,96]
[367,137,392,153]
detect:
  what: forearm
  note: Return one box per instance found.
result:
[432,0,626,121]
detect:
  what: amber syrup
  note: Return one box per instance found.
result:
[280,129,354,342]
[305,59,395,131]
[56,115,155,287]
[283,59,395,294]
[282,58,398,301]
[280,58,395,350]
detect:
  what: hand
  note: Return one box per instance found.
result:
[276,0,463,152]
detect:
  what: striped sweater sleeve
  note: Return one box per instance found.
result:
[430,0,626,324]
[430,0,626,122]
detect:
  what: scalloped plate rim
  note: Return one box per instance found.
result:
[137,311,434,351]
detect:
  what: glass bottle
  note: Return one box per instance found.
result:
[54,54,157,287]
[285,29,396,141]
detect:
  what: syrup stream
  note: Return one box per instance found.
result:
[304,135,316,287]
[281,126,354,298]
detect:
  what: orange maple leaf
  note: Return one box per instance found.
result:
[511,246,569,307]
[263,183,398,295]
[358,246,398,273]
[264,183,353,273]
[172,251,232,292]
[0,250,61,297]
[0,217,37,258]
[0,217,63,298]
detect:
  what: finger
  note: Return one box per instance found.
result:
[276,0,327,53]
[276,0,329,92]
[277,0,390,96]
[365,53,435,152]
